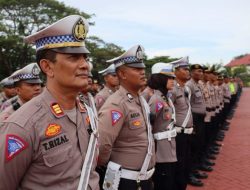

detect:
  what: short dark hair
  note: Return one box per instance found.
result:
[36,49,57,65]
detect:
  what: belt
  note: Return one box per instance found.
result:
[121,168,155,181]
[153,129,177,141]
[175,126,193,134]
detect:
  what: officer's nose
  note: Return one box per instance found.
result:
[79,56,89,70]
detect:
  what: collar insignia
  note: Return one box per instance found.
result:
[50,103,64,118]
[127,93,133,101]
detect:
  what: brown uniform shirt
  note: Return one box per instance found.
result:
[0,97,23,122]
[98,86,155,170]
[170,81,193,128]
[79,92,98,117]
[141,86,154,102]
[0,88,99,190]
[148,90,177,163]
[186,79,206,115]
[0,92,8,109]
[95,86,114,111]
[0,95,18,112]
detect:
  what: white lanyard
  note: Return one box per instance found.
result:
[138,96,153,180]
[77,104,98,190]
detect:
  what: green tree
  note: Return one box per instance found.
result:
[0,0,92,79]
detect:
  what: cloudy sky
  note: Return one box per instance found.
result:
[59,0,250,65]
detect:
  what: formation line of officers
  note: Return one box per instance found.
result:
[0,15,242,190]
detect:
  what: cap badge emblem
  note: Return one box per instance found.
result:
[73,18,87,41]
[32,64,40,76]
[136,46,144,60]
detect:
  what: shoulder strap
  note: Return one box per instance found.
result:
[77,103,98,190]
[138,96,154,179]
[181,86,192,128]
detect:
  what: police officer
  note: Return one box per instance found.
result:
[169,57,193,190]
[79,70,98,118]
[186,64,209,186]
[98,45,155,190]
[0,77,16,109]
[0,15,99,190]
[95,63,119,111]
[140,85,154,102]
[147,62,177,190]
[0,63,42,122]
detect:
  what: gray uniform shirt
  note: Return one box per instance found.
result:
[148,90,177,163]
[186,79,206,115]
[170,81,193,128]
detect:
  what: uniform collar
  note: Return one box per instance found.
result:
[104,85,114,94]
[42,88,86,118]
[118,85,139,103]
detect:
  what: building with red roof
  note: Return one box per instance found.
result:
[226,54,250,68]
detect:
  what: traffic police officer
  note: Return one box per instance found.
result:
[0,15,99,190]
[169,57,193,190]
[98,45,155,190]
[0,63,42,122]
[95,63,119,111]
[147,62,177,190]
[79,69,98,118]
[186,64,209,186]
[0,77,16,109]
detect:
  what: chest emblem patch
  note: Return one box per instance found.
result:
[5,134,28,162]
[45,124,62,137]
[132,120,141,127]
[111,110,123,126]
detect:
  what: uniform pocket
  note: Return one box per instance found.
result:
[43,144,73,167]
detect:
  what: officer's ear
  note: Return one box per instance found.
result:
[116,66,127,80]
[39,59,54,78]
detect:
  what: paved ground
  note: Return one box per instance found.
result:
[188,88,250,190]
